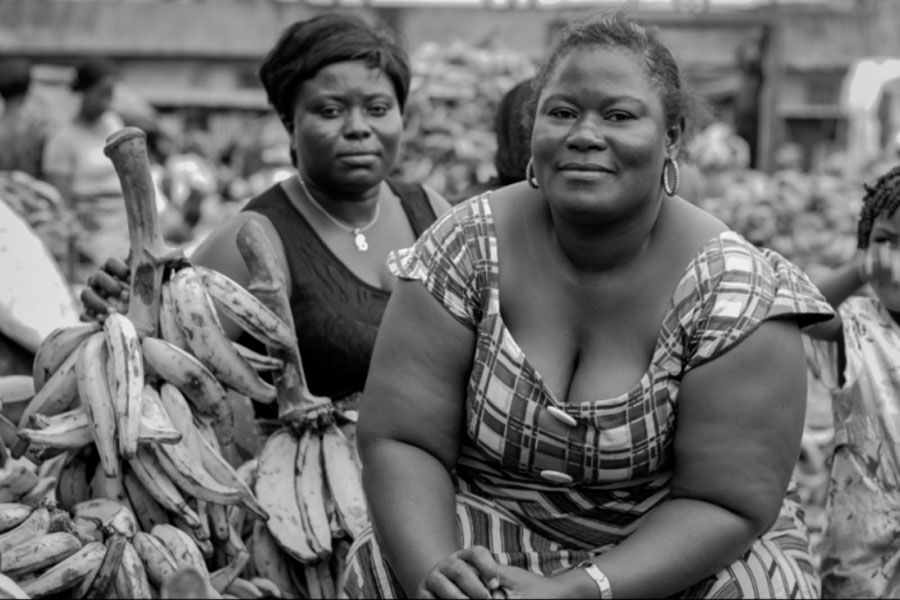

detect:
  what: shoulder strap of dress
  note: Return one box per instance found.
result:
[240,182,289,215]
[387,178,438,236]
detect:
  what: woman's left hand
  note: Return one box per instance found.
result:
[493,565,572,599]
[416,546,502,599]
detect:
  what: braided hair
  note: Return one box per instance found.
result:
[857,165,900,249]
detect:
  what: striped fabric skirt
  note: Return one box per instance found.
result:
[339,490,821,599]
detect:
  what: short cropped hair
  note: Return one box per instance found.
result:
[527,11,705,148]
[258,13,411,129]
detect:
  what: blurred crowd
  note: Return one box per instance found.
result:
[0,56,296,287]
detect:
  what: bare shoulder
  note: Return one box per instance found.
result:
[670,195,729,235]
[661,195,730,254]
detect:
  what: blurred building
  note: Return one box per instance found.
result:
[0,0,894,173]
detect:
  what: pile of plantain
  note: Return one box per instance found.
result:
[0,127,368,599]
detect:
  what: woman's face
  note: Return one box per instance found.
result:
[290,60,403,195]
[531,46,681,220]
[868,209,900,311]
[80,75,115,122]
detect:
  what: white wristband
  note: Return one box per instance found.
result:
[578,562,613,599]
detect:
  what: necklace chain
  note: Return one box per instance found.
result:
[296,175,380,252]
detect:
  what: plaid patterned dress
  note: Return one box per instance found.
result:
[341,194,834,599]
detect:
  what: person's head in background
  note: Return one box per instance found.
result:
[71,57,117,124]
[0,57,32,108]
[494,77,535,186]
[857,164,900,311]
[257,13,411,197]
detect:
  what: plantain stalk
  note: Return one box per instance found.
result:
[235,219,330,426]
[103,127,183,337]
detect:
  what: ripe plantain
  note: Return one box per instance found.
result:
[79,533,126,599]
[17,408,92,449]
[19,341,82,428]
[169,267,276,403]
[32,322,99,393]
[0,501,50,554]
[321,422,369,538]
[0,531,82,578]
[122,467,171,531]
[139,383,183,444]
[73,498,138,539]
[21,540,106,598]
[104,312,144,459]
[76,331,120,477]
[151,523,210,580]
[158,383,267,520]
[254,429,317,563]
[127,445,202,529]
[113,539,153,599]
[159,280,190,351]
[56,454,91,513]
[141,336,227,419]
[295,428,332,558]
[0,572,28,599]
[195,265,296,350]
[231,341,284,372]
[249,519,300,599]
[132,530,178,588]
[0,502,33,533]
[209,549,250,594]
[152,439,244,505]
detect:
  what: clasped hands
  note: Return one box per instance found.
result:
[416,546,574,600]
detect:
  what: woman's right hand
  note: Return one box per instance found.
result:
[79,257,130,322]
[416,546,503,600]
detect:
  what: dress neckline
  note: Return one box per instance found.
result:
[475,193,740,408]
[279,178,412,296]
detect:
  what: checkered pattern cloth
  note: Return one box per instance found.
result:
[341,194,834,599]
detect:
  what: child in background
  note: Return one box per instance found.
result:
[803,164,900,599]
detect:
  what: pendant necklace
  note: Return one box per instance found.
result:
[296,175,381,252]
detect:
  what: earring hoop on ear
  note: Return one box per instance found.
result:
[662,156,680,197]
[526,157,540,189]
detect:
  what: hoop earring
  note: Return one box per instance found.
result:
[526,157,540,189]
[662,156,680,197]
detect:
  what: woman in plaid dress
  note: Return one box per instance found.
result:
[342,12,834,599]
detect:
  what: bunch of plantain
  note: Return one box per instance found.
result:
[228,218,369,599]
[0,128,306,597]
[251,419,365,598]
[5,127,370,598]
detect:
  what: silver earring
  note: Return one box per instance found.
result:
[662,156,680,197]
[526,157,539,189]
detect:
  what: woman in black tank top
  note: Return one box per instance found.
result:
[81,14,451,415]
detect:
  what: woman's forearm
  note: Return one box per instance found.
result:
[553,497,760,598]
[362,439,461,595]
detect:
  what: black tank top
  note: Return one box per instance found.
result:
[241,179,438,404]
